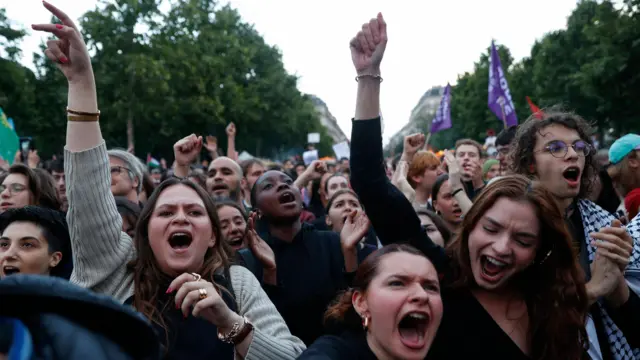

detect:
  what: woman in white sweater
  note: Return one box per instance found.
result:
[32,2,305,359]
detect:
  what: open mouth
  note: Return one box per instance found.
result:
[168,232,193,250]
[562,167,580,183]
[480,255,510,281]
[227,236,244,248]
[398,312,429,348]
[278,191,296,204]
[452,208,462,217]
[2,266,20,276]
[211,184,229,192]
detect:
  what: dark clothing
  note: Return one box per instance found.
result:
[298,331,377,360]
[238,223,371,346]
[124,268,236,359]
[428,288,530,359]
[0,275,160,360]
[349,117,448,272]
[462,180,485,201]
[595,169,621,215]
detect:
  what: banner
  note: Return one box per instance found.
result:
[0,108,19,165]
[430,83,452,134]
[488,41,518,127]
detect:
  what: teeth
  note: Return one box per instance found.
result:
[408,313,427,320]
[486,256,507,267]
[172,232,188,237]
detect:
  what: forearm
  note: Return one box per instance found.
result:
[354,76,380,121]
[227,137,237,161]
[66,75,102,152]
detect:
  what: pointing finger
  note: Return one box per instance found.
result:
[42,0,79,31]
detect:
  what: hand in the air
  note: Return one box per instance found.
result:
[304,160,327,180]
[589,219,634,273]
[31,1,93,83]
[350,13,387,75]
[340,210,370,251]
[204,135,218,153]
[226,123,236,138]
[403,133,425,158]
[173,134,203,167]
[247,212,276,271]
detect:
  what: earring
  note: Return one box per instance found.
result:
[362,314,370,331]
[528,164,535,174]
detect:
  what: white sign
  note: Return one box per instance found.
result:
[332,141,350,160]
[307,133,320,144]
[302,150,319,166]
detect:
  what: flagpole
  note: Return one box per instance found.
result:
[499,103,507,129]
[424,132,432,150]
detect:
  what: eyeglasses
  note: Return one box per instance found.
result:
[496,147,510,155]
[538,140,591,158]
[111,166,131,175]
[0,183,27,195]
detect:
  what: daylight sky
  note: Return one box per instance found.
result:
[2,0,581,144]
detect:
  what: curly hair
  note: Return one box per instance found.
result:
[508,111,596,200]
[447,175,588,360]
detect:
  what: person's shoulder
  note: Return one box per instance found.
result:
[299,332,368,360]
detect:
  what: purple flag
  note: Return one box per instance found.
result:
[488,41,518,127]
[430,83,452,134]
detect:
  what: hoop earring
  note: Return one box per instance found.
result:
[362,314,370,331]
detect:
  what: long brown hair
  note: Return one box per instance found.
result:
[447,175,588,360]
[130,177,234,337]
[324,244,428,332]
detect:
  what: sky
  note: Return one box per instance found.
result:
[1,0,581,144]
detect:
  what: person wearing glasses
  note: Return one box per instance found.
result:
[0,164,61,213]
[495,126,518,176]
[107,149,144,204]
[509,112,639,359]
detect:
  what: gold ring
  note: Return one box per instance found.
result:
[191,273,202,282]
[199,288,208,300]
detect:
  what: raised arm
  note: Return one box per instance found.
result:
[33,1,134,301]
[348,14,447,271]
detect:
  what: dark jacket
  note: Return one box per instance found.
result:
[0,275,160,359]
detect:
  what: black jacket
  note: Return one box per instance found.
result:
[0,275,160,359]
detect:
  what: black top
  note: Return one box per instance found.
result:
[245,223,373,346]
[350,117,448,272]
[428,288,530,359]
[124,269,236,359]
[298,331,377,360]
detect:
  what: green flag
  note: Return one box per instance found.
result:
[0,108,19,165]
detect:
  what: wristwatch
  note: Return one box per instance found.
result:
[218,316,254,344]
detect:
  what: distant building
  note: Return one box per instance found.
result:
[308,95,348,144]
[385,86,444,152]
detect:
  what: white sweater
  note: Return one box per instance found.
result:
[65,142,305,359]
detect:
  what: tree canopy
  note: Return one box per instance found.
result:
[0,0,332,159]
[407,0,640,152]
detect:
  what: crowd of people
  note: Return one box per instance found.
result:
[0,2,638,359]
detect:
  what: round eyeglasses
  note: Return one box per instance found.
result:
[538,140,592,158]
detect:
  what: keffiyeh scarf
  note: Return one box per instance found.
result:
[579,199,640,359]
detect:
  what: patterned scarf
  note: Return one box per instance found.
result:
[578,199,640,359]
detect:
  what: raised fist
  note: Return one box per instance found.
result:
[173,134,202,167]
[349,13,388,75]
